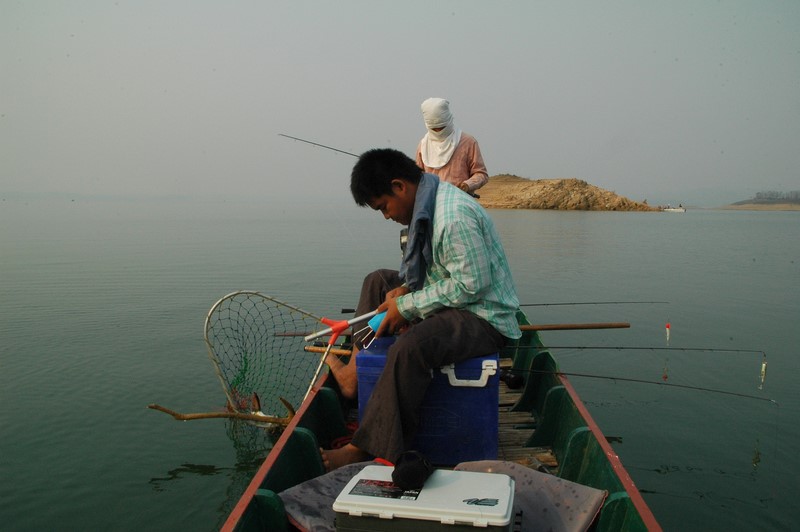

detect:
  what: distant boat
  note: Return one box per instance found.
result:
[663,205,685,213]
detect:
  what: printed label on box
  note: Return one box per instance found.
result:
[349,479,421,501]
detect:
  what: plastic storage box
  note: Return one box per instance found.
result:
[333,464,515,531]
[356,337,499,465]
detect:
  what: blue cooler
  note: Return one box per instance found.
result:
[356,336,499,466]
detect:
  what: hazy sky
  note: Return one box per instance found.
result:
[2,1,799,206]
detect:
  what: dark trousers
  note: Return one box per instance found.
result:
[350,270,506,463]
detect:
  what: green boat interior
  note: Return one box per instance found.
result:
[226,313,656,531]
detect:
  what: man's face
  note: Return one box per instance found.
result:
[367,179,416,226]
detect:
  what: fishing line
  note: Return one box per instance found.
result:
[503,346,780,469]
[278,133,380,262]
[513,345,766,358]
[663,320,671,381]
[277,134,409,347]
[509,344,769,391]
[512,344,766,357]
[513,368,777,404]
[593,377,782,511]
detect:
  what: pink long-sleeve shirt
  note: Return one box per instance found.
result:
[415,133,489,192]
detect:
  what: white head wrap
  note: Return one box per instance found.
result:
[419,97,462,169]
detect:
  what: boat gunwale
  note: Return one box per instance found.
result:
[220,373,330,531]
[557,372,661,530]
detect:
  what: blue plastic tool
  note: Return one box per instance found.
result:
[368,311,387,332]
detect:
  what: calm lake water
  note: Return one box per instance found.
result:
[1,198,798,531]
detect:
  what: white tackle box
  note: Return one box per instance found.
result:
[333,465,515,531]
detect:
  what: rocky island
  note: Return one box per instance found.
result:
[477,174,656,211]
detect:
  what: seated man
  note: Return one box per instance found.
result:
[322,148,521,470]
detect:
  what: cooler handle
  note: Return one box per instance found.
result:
[440,360,497,387]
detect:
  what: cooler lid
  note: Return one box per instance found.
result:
[332,465,514,527]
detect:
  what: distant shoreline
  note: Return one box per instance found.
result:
[718,203,800,211]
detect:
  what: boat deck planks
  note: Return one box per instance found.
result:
[497,366,559,469]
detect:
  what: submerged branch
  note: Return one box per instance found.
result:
[148,397,295,427]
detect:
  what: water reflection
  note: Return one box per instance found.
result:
[148,419,277,528]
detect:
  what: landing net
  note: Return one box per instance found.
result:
[203,291,325,418]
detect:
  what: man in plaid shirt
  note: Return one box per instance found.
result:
[322,148,521,470]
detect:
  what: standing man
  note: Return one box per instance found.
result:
[415,97,489,195]
[322,148,520,470]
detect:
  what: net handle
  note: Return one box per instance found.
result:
[303,310,379,342]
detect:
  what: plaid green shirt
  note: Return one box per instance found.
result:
[396,183,521,339]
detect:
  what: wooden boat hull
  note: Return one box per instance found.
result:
[222,322,661,531]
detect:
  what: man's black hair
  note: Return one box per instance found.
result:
[350,148,423,206]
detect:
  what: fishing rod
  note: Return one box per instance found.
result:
[300,343,775,404]
[278,321,631,338]
[340,303,667,313]
[506,368,777,405]
[278,133,482,198]
[279,133,359,158]
[523,345,766,356]
[512,345,767,375]
[503,344,768,392]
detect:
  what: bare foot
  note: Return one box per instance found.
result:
[321,443,369,471]
[325,348,359,399]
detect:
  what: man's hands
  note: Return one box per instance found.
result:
[386,286,410,300]
[375,286,410,337]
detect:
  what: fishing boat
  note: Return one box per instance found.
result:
[207,293,661,532]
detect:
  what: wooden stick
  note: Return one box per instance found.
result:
[304,345,352,356]
[148,399,295,426]
[521,322,630,331]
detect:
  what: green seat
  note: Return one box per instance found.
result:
[234,427,323,532]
